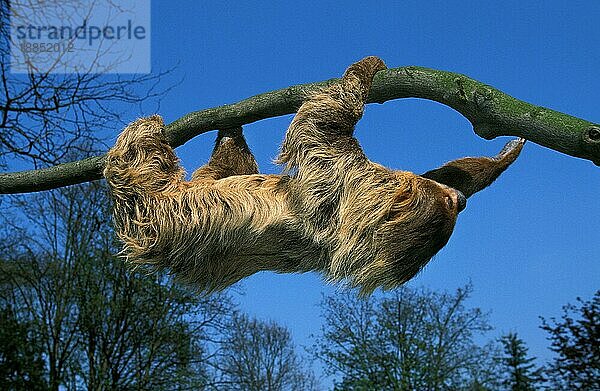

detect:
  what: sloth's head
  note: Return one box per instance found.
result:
[371,174,464,288]
[358,138,524,295]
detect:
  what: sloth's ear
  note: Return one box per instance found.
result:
[421,138,525,198]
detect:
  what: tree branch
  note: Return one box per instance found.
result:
[1,65,599,194]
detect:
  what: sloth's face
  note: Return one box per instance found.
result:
[375,175,466,285]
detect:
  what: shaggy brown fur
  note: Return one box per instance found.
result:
[104,56,524,295]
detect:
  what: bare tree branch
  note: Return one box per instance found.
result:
[0,0,171,169]
[1,65,599,194]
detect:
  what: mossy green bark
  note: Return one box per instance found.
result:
[1,66,598,194]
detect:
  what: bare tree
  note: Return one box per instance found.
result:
[219,313,318,391]
[0,0,168,168]
[312,284,501,390]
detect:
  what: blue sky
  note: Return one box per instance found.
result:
[145,0,599,377]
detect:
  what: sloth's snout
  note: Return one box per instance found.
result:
[455,190,467,213]
[423,177,468,214]
[445,188,467,214]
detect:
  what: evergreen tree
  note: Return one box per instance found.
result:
[499,332,541,390]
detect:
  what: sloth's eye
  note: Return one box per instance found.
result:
[386,210,400,221]
[445,195,454,210]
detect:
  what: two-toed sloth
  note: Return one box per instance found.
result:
[104,57,524,295]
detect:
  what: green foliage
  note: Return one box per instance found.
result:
[498,332,542,390]
[540,291,599,390]
[0,183,233,390]
[312,284,501,390]
[0,306,47,390]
